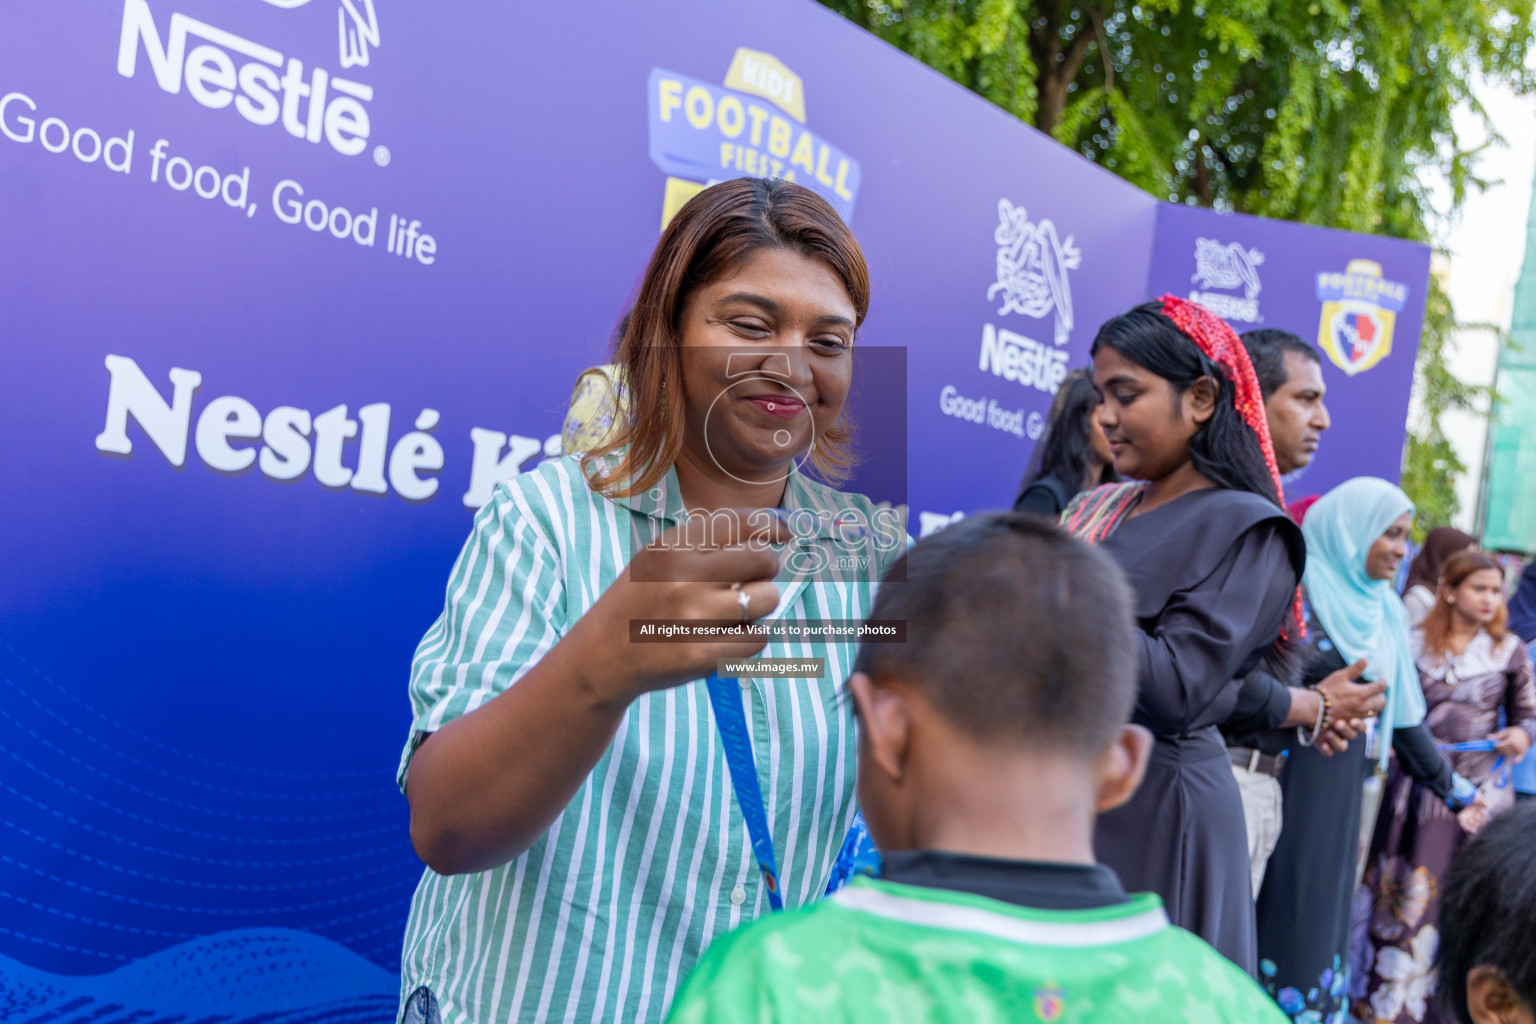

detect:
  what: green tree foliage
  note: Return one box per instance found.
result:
[1399,286,1488,535]
[821,0,1533,531]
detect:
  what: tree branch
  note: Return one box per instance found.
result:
[1034,3,1104,134]
[1058,13,1100,86]
[1090,7,1113,94]
[1193,146,1214,206]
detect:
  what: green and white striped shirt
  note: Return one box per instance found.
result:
[396,453,900,1023]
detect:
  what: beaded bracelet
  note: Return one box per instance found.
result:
[1297,689,1333,748]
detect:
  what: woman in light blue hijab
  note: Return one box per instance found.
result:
[1300,477,1426,768]
[1255,478,1477,1023]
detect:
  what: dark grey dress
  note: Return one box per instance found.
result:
[1254,624,1458,1022]
[1096,487,1304,975]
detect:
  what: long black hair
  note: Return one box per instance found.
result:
[1017,368,1119,499]
[1091,302,1280,507]
[1095,302,1300,680]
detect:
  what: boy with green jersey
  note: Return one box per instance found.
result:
[667,512,1287,1023]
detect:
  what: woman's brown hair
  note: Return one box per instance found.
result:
[1419,550,1509,658]
[582,177,870,498]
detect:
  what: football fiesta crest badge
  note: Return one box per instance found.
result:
[1315,259,1409,376]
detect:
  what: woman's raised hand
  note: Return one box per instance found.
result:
[570,508,793,701]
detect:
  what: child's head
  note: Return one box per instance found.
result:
[1437,801,1536,1024]
[847,512,1150,852]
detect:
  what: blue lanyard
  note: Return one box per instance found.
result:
[1435,740,1512,789]
[704,673,784,911]
[1437,740,1497,752]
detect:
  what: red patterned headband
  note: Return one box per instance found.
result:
[1160,294,1303,636]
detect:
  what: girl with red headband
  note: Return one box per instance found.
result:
[1063,297,1305,974]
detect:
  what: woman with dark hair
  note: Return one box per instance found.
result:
[1359,550,1535,1024]
[1013,367,1117,516]
[394,178,904,1023]
[1403,526,1477,627]
[1062,297,1306,972]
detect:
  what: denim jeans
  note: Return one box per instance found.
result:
[402,986,441,1024]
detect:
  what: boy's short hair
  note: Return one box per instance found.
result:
[1437,801,1536,1023]
[852,512,1137,755]
[1241,328,1322,401]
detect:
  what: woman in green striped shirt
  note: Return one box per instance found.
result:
[396,178,904,1023]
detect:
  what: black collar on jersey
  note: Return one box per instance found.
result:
[879,850,1131,911]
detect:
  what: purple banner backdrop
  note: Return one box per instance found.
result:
[1147,203,1432,503]
[0,0,1427,1017]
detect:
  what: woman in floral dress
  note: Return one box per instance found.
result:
[1358,550,1536,1024]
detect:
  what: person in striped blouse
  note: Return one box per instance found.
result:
[395,178,905,1023]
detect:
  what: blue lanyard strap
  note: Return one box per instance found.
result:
[704,673,784,911]
[1437,740,1497,752]
[1435,740,1512,788]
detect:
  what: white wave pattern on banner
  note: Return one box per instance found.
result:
[0,930,398,1021]
[987,198,1081,347]
[0,634,420,996]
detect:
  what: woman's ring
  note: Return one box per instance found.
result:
[736,586,751,622]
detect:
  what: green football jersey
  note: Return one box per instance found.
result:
[666,877,1287,1023]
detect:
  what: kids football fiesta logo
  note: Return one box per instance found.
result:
[647,49,861,229]
[1315,259,1409,376]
